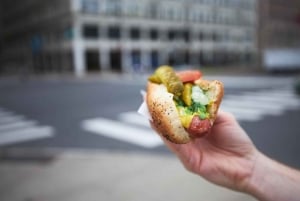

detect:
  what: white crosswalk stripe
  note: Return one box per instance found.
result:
[0,126,54,146]
[81,88,300,148]
[81,118,162,148]
[0,108,54,146]
[0,115,25,124]
[118,111,151,127]
[0,111,14,118]
[0,120,38,132]
[222,88,300,121]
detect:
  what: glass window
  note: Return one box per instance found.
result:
[132,50,141,66]
[130,27,140,40]
[150,29,159,40]
[63,27,74,40]
[168,30,176,41]
[199,32,204,41]
[148,3,158,19]
[124,2,140,17]
[108,26,121,39]
[105,0,121,16]
[82,24,99,39]
[212,32,217,41]
[81,0,99,14]
[183,30,190,42]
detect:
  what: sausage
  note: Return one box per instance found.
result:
[187,116,211,138]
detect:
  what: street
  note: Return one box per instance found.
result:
[0,74,300,168]
[0,74,300,201]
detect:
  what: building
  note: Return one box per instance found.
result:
[0,3,3,71]
[0,0,74,74]
[259,0,300,70]
[0,0,258,76]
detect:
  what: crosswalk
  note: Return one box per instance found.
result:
[81,87,300,148]
[221,88,300,121]
[0,108,54,146]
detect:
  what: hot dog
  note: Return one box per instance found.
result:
[147,66,224,144]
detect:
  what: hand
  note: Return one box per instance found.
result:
[153,110,259,191]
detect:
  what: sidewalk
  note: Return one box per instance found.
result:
[0,150,256,201]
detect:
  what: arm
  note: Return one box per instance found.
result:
[152,110,300,201]
[246,152,300,201]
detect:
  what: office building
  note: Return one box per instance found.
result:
[0,0,258,76]
[259,0,300,70]
[0,3,3,71]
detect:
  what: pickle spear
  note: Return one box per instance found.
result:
[148,66,184,97]
[182,83,192,106]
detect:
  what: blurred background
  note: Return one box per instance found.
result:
[0,0,300,201]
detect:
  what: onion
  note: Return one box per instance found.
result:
[192,86,209,105]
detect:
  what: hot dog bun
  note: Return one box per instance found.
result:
[147,82,191,143]
[194,79,224,122]
[147,79,224,144]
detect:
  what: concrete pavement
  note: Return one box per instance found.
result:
[0,149,256,201]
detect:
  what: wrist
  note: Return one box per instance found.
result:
[243,151,270,199]
[243,151,300,201]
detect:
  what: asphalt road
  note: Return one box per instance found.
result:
[0,74,300,168]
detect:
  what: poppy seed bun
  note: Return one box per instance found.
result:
[147,82,191,143]
[147,79,224,144]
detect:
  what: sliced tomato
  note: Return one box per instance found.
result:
[176,70,202,83]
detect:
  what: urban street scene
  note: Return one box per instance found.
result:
[0,0,300,201]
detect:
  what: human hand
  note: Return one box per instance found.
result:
[152,110,259,192]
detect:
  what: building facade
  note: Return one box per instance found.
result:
[258,0,300,70]
[0,3,3,69]
[0,0,74,74]
[0,0,258,76]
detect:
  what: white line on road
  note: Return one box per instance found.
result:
[0,115,25,124]
[225,94,300,108]
[243,89,297,98]
[0,111,14,118]
[81,87,300,148]
[0,120,38,132]
[221,99,284,115]
[0,126,54,146]
[220,105,263,121]
[81,118,163,148]
[118,111,151,128]
[221,89,300,121]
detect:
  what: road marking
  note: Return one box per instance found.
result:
[0,126,54,146]
[81,118,162,148]
[0,111,14,118]
[0,107,55,146]
[82,87,300,148]
[220,105,264,121]
[221,99,283,115]
[0,115,25,124]
[0,120,38,132]
[118,111,151,128]
[225,95,300,109]
[222,88,300,122]
[226,92,300,107]
[244,89,298,98]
